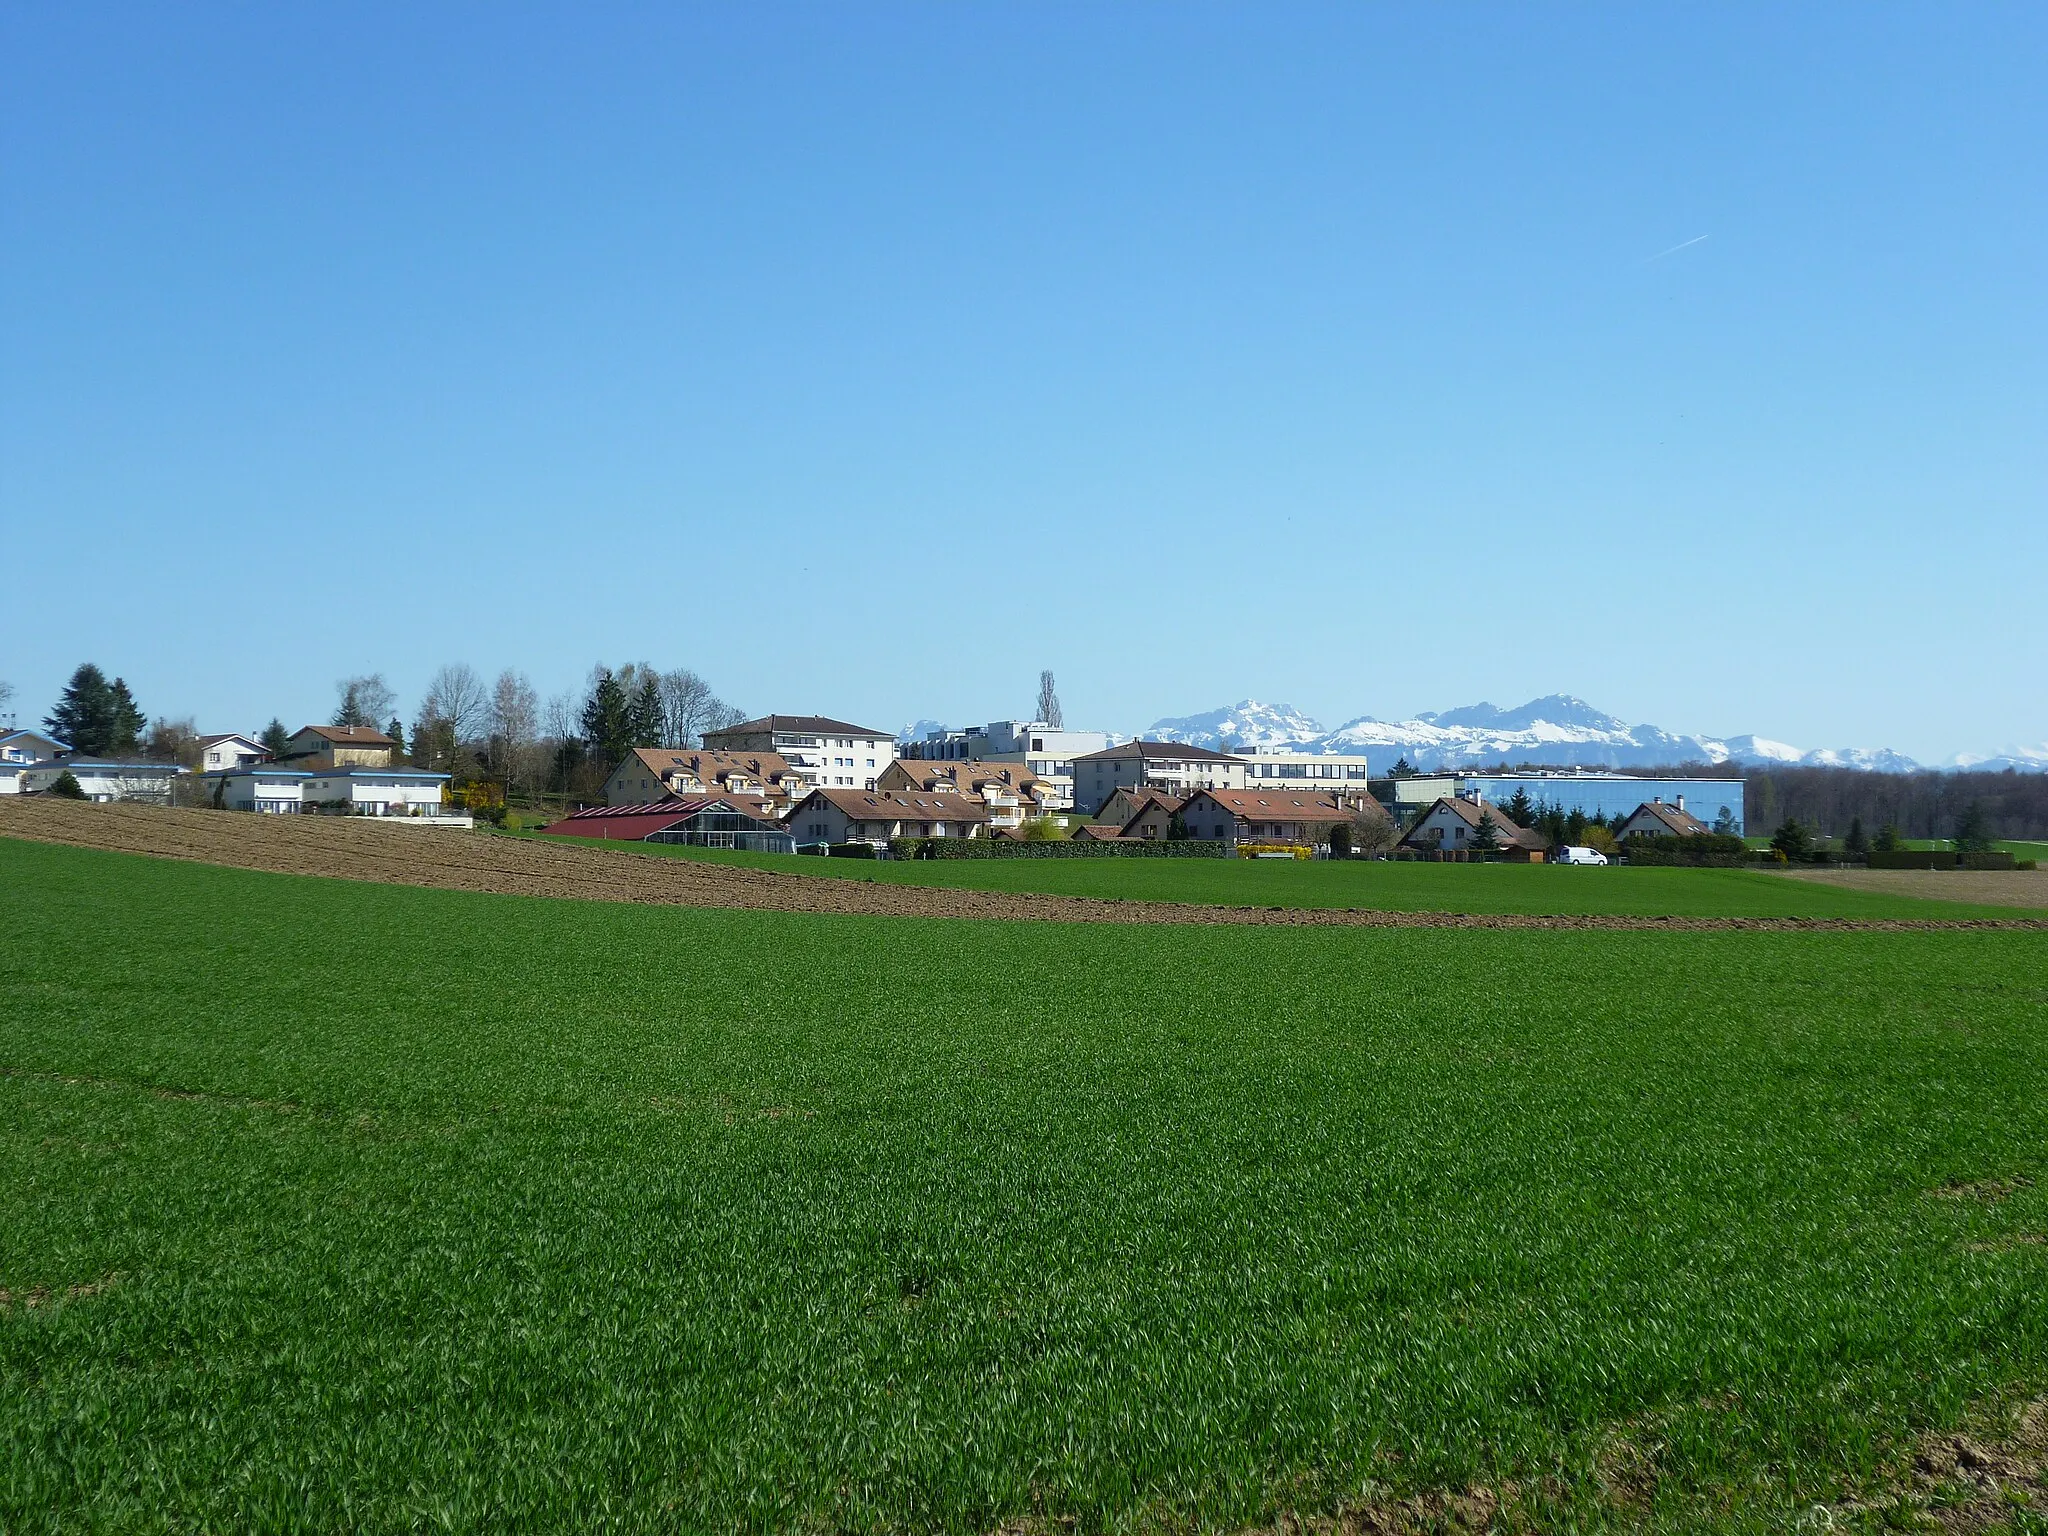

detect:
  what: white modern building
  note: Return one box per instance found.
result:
[0,729,69,767]
[202,766,314,813]
[22,760,185,805]
[1236,747,1373,792]
[300,767,468,823]
[197,734,268,773]
[702,716,897,791]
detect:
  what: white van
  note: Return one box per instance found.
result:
[1556,845,1609,866]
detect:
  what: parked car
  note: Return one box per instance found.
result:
[1555,845,1609,866]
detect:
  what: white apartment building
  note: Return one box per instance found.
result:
[1237,747,1372,791]
[301,767,469,823]
[21,760,186,805]
[702,715,897,791]
[203,766,314,813]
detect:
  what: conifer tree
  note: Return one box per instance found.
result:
[260,719,290,759]
[580,669,631,767]
[628,673,664,749]
[108,678,144,752]
[45,663,119,754]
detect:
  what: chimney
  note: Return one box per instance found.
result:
[1676,794,1685,811]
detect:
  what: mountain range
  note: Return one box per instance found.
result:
[1143,695,2048,774]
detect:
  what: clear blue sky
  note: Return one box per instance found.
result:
[3,4,2042,760]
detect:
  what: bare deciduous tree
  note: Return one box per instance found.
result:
[144,716,201,768]
[661,668,739,747]
[414,663,489,771]
[490,670,539,792]
[1036,670,1063,729]
[333,674,396,729]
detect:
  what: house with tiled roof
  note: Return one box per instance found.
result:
[1179,789,1363,850]
[1070,740,1249,814]
[875,759,1053,831]
[1091,787,1187,841]
[283,723,397,769]
[602,747,802,815]
[1399,796,1547,860]
[1614,799,1712,841]
[785,788,991,848]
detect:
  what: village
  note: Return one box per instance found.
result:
[1,699,1739,866]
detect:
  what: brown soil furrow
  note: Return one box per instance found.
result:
[5,799,2047,933]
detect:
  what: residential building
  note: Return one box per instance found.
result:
[703,715,897,790]
[300,766,466,823]
[925,720,1112,811]
[785,788,991,847]
[904,720,1113,811]
[197,734,268,773]
[1376,772,1744,834]
[1178,789,1360,850]
[602,747,802,815]
[1094,788,1187,841]
[1237,747,1373,791]
[202,766,313,813]
[1069,740,1249,815]
[22,760,185,805]
[1614,799,1713,841]
[284,724,398,769]
[0,729,69,766]
[875,759,1053,831]
[541,797,796,854]
[1399,796,1546,859]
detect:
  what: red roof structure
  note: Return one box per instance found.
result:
[540,797,725,841]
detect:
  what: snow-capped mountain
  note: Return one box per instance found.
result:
[1145,700,1326,750]
[1952,743,2048,773]
[1142,694,1939,772]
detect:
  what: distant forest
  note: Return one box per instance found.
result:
[1740,765,2048,841]
[1611,762,2048,841]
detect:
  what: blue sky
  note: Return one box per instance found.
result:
[2,4,2041,760]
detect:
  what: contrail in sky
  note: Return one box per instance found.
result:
[1646,234,1710,263]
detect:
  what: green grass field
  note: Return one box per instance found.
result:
[521,831,2041,920]
[5,837,2047,1532]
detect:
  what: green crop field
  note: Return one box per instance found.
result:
[5,837,2047,1532]
[522,831,2041,920]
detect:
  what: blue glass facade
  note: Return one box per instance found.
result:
[1460,775,1745,834]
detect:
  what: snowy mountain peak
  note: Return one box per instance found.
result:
[1137,695,1937,773]
[1146,700,1325,750]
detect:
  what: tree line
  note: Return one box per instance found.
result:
[17,660,744,804]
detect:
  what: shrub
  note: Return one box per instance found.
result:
[46,769,87,800]
[1619,833,1748,867]
[1868,851,1958,870]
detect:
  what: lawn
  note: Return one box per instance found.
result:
[519,831,2041,920]
[4,837,2047,1532]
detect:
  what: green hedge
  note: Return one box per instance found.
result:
[887,837,1229,860]
[1623,848,1747,868]
[1868,851,1953,869]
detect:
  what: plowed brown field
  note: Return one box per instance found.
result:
[4,798,2044,931]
